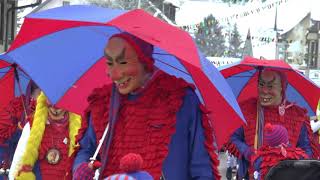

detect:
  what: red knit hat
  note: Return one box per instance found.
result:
[106,153,153,180]
[263,123,289,147]
[110,32,154,72]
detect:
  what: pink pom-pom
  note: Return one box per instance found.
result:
[119,153,143,173]
[265,123,273,132]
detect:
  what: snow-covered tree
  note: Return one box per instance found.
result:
[83,0,147,9]
[195,14,226,57]
[228,23,242,58]
[83,0,176,24]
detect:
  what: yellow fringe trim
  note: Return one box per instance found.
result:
[15,172,36,180]
[15,92,82,179]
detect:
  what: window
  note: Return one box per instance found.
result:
[0,1,4,44]
[63,1,70,6]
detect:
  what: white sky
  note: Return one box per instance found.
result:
[16,0,320,59]
[176,0,319,59]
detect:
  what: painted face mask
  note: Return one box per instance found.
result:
[104,33,154,95]
[258,70,283,106]
[46,99,66,118]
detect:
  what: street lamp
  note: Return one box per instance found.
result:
[305,29,319,78]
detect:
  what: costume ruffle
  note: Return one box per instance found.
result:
[86,84,112,145]
[104,71,187,179]
[200,105,221,180]
[242,98,307,149]
[226,98,318,178]
[252,146,308,180]
[86,70,219,179]
[225,141,241,158]
[0,96,25,143]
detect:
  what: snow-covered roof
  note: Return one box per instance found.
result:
[206,56,241,67]
[164,0,184,7]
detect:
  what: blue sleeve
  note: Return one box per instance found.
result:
[253,157,262,180]
[230,128,251,179]
[6,129,22,164]
[297,124,312,158]
[186,90,214,180]
[230,127,250,156]
[162,89,214,180]
[72,115,97,172]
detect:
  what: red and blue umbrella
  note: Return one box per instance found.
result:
[219,56,320,116]
[0,58,30,117]
[0,5,245,148]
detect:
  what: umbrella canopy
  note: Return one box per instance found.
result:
[0,5,245,148]
[0,58,29,115]
[219,56,320,116]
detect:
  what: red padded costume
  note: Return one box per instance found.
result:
[38,118,70,179]
[252,146,309,180]
[241,98,319,157]
[83,70,220,179]
[228,98,319,159]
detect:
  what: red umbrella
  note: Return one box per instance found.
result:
[0,60,29,118]
[0,60,14,112]
[220,56,320,116]
[1,5,245,148]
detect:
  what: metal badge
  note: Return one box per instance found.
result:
[46,148,61,165]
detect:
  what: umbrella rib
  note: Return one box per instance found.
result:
[236,70,258,99]
[153,52,174,56]
[231,75,256,78]
[153,57,190,76]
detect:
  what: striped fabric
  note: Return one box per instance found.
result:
[264,124,289,147]
[73,162,95,180]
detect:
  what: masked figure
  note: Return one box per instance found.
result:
[11,92,83,180]
[72,33,220,180]
[228,69,319,179]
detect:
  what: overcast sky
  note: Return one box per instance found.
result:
[18,0,319,59]
[176,0,319,59]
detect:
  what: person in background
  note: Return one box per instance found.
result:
[252,123,308,180]
[0,81,40,178]
[226,151,237,180]
[10,92,83,180]
[72,32,220,180]
[228,69,319,179]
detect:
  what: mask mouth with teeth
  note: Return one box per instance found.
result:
[48,106,66,118]
[105,33,155,95]
[258,69,287,107]
[46,99,66,119]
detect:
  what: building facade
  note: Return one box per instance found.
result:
[0,0,17,52]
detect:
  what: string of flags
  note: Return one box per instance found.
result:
[180,0,290,32]
[220,0,290,22]
[196,32,295,44]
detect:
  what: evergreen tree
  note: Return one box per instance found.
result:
[228,23,243,58]
[84,0,145,9]
[242,29,253,58]
[195,14,226,57]
[83,0,175,23]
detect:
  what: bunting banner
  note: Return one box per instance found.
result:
[220,0,289,22]
[179,0,290,30]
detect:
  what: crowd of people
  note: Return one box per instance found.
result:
[0,9,319,180]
